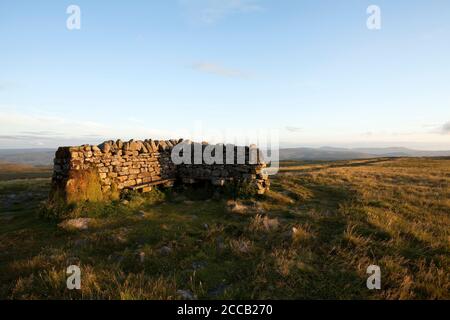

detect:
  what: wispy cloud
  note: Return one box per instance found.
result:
[179,0,263,24]
[285,126,302,133]
[0,108,179,148]
[192,62,250,78]
[441,121,450,134]
[20,130,63,136]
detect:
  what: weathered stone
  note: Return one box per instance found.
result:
[158,140,168,151]
[58,218,93,231]
[128,140,141,152]
[70,151,81,159]
[98,142,111,153]
[149,140,158,152]
[51,139,270,202]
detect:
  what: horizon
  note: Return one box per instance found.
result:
[1,1,450,149]
[1,143,450,152]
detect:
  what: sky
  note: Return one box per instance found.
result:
[0,0,449,149]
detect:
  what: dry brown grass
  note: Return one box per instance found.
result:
[0,157,448,299]
[0,162,52,181]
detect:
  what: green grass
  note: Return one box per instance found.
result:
[0,157,449,299]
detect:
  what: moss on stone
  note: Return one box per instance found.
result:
[66,169,104,203]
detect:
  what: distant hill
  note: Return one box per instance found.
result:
[279,147,450,161]
[1,146,450,165]
[0,149,55,166]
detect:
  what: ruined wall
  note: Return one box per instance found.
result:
[52,139,270,203]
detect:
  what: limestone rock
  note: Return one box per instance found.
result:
[58,218,94,231]
[98,142,111,153]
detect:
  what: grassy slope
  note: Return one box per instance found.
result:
[0,162,52,181]
[0,158,448,299]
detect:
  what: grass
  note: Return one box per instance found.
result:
[0,157,449,299]
[0,162,52,181]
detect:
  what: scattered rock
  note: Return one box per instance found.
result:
[58,218,93,231]
[138,251,145,263]
[160,224,170,230]
[137,210,147,217]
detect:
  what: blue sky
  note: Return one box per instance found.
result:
[0,0,449,149]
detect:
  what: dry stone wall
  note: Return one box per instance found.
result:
[52,139,270,203]
[176,143,270,194]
